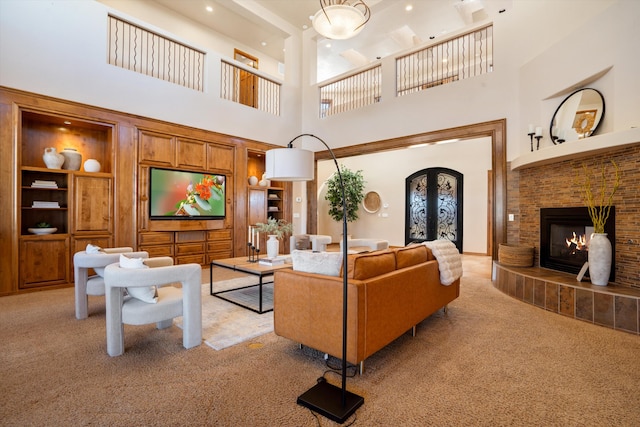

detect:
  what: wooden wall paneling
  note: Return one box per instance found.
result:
[207,143,234,173]
[177,137,206,170]
[138,130,175,166]
[0,100,17,294]
[114,123,137,249]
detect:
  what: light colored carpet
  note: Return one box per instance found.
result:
[176,277,274,350]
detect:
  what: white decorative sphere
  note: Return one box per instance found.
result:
[83,159,101,173]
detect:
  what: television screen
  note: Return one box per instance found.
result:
[149,168,226,219]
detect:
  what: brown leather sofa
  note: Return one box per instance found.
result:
[273,244,460,373]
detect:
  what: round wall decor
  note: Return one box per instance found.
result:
[363,191,381,213]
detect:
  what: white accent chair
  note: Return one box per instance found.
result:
[340,238,390,253]
[103,257,202,357]
[290,234,332,252]
[73,247,149,320]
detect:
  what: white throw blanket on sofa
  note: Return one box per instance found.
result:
[423,240,462,286]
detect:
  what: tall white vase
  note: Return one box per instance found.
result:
[266,235,279,258]
[588,233,612,286]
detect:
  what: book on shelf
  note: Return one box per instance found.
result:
[258,257,285,266]
[31,180,58,188]
[32,201,60,208]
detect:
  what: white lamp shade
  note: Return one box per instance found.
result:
[312,5,366,40]
[265,148,314,181]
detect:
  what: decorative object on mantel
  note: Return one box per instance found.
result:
[526,125,543,151]
[83,158,101,173]
[61,147,82,171]
[550,88,605,144]
[248,175,258,186]
[43,147,65,169]
[578,160,620,286]
[498,244,534,267]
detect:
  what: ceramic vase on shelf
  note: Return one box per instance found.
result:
[61,148,82,171]
[248,175,258,186]
[83,158,101,173]
[43,147,65,169]
[588,233,612,286]
[266,235,279,259]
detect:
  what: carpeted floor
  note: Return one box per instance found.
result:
[1,257,639,426]
[176,277,274,350]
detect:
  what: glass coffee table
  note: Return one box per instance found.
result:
[209,256,292,314]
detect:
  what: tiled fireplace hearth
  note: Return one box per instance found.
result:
[493,263,639,335]
[495,133,640,335]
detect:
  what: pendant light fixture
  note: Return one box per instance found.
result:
[312,0,371,40]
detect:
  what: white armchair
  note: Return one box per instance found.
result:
[290,234,332,252]
[73,247,148,320]
[103,257,202,357]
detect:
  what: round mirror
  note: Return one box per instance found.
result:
[549,88,604,144]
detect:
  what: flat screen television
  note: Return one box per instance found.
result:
[149,167,226,219]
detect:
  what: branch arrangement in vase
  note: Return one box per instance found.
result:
[254,218,293,239]
[578,160,621,233]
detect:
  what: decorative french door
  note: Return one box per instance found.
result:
[405,167,463,252]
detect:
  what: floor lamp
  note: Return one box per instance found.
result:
[265,134,364,424]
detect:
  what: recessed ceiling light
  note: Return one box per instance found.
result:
[205,6,213,13]
[261,41,267,46]
[326,43,332,48]
[405,5,413,12]
[63,121,71,125]
[302,24,308,30]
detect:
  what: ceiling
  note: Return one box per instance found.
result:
[150,0,510,81]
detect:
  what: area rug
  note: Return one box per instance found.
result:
[175,276,274,350]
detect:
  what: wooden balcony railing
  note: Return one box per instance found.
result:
[397,24,493,96]
[319,65,382,118]
[107,15,205,91]
[220,60,281,116]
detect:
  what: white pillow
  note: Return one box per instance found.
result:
[292,250,343,277]
[119,254,157,304]
[85,243,102,254]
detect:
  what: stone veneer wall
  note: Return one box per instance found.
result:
[509,143,640,289]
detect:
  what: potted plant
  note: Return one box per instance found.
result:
[255,218,293,258]
[325,165,366,223]
[577,160,621,286]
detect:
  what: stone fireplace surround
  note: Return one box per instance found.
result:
[494,131,640,335]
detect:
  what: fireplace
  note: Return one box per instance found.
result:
[540,207,615,282]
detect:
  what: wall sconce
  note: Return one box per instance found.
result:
[527,125,543,151]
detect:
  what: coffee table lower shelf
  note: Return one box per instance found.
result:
[209,257,291,314]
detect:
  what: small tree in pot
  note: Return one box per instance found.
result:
[325,165,366,223]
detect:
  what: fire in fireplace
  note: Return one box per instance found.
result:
[540,207,615,281]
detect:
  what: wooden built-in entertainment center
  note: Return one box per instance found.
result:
[0,87,291,295]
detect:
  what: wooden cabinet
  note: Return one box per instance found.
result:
[73,175,112,233]
[19,235,69,288]
[17,109,114,291]
[138,229,233,265]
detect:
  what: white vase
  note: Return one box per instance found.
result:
[43,147,64,169]
[61,148,82,171]
[588,233,612,286]
[266,235,279,258]
[83,158,101,172]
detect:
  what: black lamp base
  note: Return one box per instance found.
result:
[297,381,364,424]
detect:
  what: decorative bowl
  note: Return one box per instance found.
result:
[28,227,57,235]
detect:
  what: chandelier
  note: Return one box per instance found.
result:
[312,0,371,40]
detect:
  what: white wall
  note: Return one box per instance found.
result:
[300,0,634,163]
[316,138,492,253]
[0,0,301,144]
